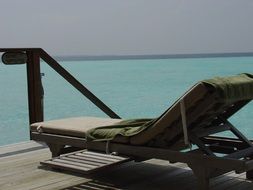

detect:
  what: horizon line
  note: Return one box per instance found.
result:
[54,52,253,61]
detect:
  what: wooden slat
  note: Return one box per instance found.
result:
[67,154,111,165]
[41,150,132,174]
[51,158,96,169]
[76,152,125,162]
[75,153,120,163]
[60,157,104,167]
[42,160,91,172]
[82,150,125,160]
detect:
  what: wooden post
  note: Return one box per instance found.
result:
[26,50,44,128]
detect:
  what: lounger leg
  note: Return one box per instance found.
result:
[47,143,64,157]
[246,170,253,180]
[197,176,210,190]
[188,163,210,190]
[246,156,253,180]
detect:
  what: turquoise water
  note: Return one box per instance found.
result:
[0,57,253,146]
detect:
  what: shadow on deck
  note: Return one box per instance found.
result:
[48,161,253,190]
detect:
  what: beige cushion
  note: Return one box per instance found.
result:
[31,117,122,138]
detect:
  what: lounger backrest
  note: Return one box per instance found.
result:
[130,83,211,146]
[130,74,253,149]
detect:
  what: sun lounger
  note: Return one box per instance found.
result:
[31,73,253,190]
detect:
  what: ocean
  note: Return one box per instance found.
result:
[0,56,253,146]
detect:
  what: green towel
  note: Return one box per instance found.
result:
[202,73,253,102]
[86,118,155,141]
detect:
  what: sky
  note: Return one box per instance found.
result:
[1,0,253,56]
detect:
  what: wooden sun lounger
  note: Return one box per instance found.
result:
[31,75,253,190]
[1,48,252,190]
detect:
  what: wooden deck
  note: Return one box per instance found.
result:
[0,141,253,190]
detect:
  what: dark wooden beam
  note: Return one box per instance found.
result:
[189,132,216,156]
[225,147,253,159]
[0,48,41,52]
[26,50,44,125]
[39,49,120,119]
[202,136,249,149]
[209,145,236,154]
[219,117,253,147]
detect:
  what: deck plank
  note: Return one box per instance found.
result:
[0,141,253,190]
[0,141,46,157]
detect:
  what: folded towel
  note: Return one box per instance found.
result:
[202,73,253,102]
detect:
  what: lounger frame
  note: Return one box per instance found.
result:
[31,130,253,190]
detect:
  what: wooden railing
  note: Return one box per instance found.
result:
[0,48,121,131]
